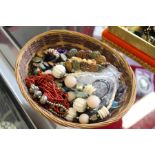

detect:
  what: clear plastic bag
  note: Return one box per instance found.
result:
[73,64,121,110]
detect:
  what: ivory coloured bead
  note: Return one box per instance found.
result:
[79,114,89,124]
[73,98,87,112]
[52,65,66,78]
[65,108,77,121]
[87,95,101,109]
[64,75,77,88]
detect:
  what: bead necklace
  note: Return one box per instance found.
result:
[25,74,69,116]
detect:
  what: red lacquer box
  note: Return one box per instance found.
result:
[102,26,155,73]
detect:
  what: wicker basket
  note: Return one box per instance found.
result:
[15,30,136,128]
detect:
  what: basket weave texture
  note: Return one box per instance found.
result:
[15,30,136,128]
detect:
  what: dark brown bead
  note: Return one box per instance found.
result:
[75,51,90,59]
[65,61,73,72]
[89,64,98,72]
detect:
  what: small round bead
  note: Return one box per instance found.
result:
[31,84,35,89]
[73,98,87,112]
[29,87,35,93]
[29,84,37,93]
[47,101,51,104]
[40,95,48,104]
[64,75,77,88]
[87,95,101,109]
[34,90,42,98]
[34,86,39,90]
[52,64,66,78]
[79,114,89,124]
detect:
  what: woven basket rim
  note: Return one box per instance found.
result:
[15,30,136,128]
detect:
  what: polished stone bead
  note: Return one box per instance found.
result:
[39,63,46,71]
[89,114,98,121]
[76,83,84,91]
[65,61,73,73]
[76,92,88,98]
[34,90,42,98]
[72,60,80,70]
[67,91,76,101]
[32,63,40,67]
[60,53,68,61]
[29,84,39,93]
[69,48,78,53]
[29,87,35,93]
[36,50,44,58]
[40,95,48,104]
[33,68,41,75]
[111,101,119,109]
[32,57,42,63]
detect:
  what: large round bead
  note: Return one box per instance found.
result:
[79,114,89,124]
[52,65,66,78]
[64,75,77,88]
[73,98,87,112]
[87,95,101,109]
[65,108,77,121]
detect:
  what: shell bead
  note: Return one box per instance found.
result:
[97,106,109,119]
[83,84,96,95]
